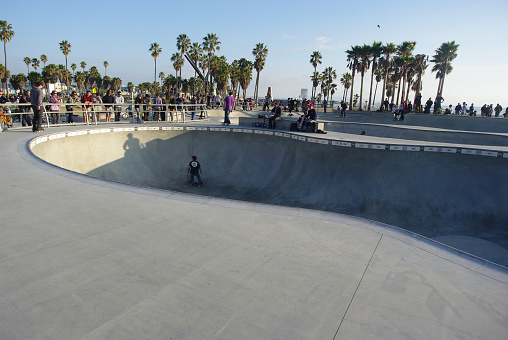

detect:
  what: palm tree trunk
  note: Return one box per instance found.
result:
[396,78,402,105]
[439,74,446,96]
[381,68,388,108]
[400,71,407,104]
[349,68,356,110]
[359,73,365,111]
[154,59,157,84]
[367,64,375,110]
[373,81,379,109]
[436,77,443,97]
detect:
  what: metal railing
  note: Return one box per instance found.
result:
[0,101,209,131]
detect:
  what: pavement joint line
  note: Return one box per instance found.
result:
[333,235,384,339]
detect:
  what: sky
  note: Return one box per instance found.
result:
[3,0,508,108]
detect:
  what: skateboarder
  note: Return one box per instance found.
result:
[188,156,203,185]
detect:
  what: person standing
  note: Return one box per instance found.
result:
[49,90,60,124]
[19,90,33,127]
[215,93,221,109]
[66,91,79,123]
[323,99,327,113]
[223,91,235,126]
[81,90,93,123]
[93,93,103,122]
[30,81,45,132]
[114,91,124,122]
[143,94,151,121]
[494,104,503,117]
[152,93,162,121]
[187,155,203,185]
[102,90,115,123]
[134,94,143,123]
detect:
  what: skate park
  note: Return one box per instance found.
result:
[1,108,508,339]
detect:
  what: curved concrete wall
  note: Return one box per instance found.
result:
[31,128,508,254]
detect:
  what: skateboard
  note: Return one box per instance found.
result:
[188,182,202,186]
[221,122,230,126]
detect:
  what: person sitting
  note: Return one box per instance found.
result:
[268,101,282,129]
[300,104,317,132]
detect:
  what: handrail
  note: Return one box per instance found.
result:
[0,102,209,130]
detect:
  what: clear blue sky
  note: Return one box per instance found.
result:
[4,0,507,107]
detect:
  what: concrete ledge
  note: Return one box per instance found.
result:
[238,116,324,131]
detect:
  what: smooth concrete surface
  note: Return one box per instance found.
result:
[1,119,508,339]
[31,126,508,266]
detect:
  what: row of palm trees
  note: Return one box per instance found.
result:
[148,34,268,100]
[309,51,339,104]
[341,40,458,110]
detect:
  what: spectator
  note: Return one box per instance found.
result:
[81,90,93,123]
[93,93,102,122]
[494,104,503,117]
[222,91,235,126]
[66,91,79,123]
[268,101,282,129]
[49,90,60,124]
[30,81,45,132]
[143,94,151,121]
[153,93,162,121]
[102,90,115,123]
[19,90,32,127]
[134,94,143,123]
[114,91,124,121]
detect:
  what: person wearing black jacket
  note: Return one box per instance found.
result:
[268,101,282,129]
[102,90,115,123]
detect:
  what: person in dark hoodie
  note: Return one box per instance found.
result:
[30,81,45,132]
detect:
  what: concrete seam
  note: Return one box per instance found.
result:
[333,234,383,340]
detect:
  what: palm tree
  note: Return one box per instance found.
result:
[340,72,352,102]
[31,58,40,71]
[148,42,162,84]
[59,40,71,70]
[211,55,229,96]
[237,58,253,101]
[309,51,322,100]
[397,41,416,104]
[431,41,459,98]
[380,43,397,107]
[171,52,183,93]
[103,61,109,76]
[189,42,203,95]
[176,34,190,90]
[321,66,337,102]
[24,57,31,75]
[202,33,221,93]
[127,82,134,93]
[0,20,15,93]
[71,63,77,76]
[412,54,428,106]
[346,45,361,110]
[310,71,320,100]
[40,54,48,68]
[367,41,382,110]
[80,61,87,72]
[111,77,122,92]
[372,68,383,108]
[252,43,268,104]
[356,44,372,111]
[158,72,165,87]
[41,63,59,98]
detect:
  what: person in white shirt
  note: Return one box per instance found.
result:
[114,91,124,121]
